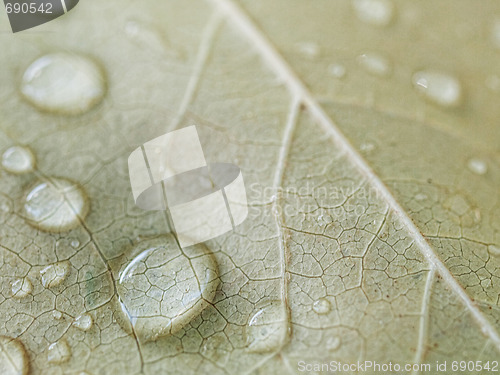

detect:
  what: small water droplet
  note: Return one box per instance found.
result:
[467,158,488,175]
[326,336,341,351]
[73,313,93,331]
[295,42,320,59]
[40,261,70,288]
[357,52,391,76]
[489,245,500,257]
[0,335,29,375]
[11,278,32,299]
[24,178,89,233]
[70,239,80,248]
[328,63,346,79]
[412,70,462,108]
[360,142,376,153]
[415,193,427,201]
[1,146,35,174]
[352,0,394,27]
[312,298,331,315]
[245,300,287,353]
[21,52,106,115]
[52,310,63,320]
[47,339,71,364]
[492,18,500,49]
[117,235,219,342]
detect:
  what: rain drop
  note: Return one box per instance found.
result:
[70,239,80,248]
[245,300,288,353]
[412,70,462,108]
[117,235,219,342]
[24,178,88,233]
[11,278,32,299]
[40,261,70,288]
[73,313,93,331]
[467,158,488,175]
[47,339,71,364]
[357,52,391,76]
[352,0,394,27]
[312,298,331,315]
[0,335,29,375]
[1,146,35,174]
[21,52,106,115]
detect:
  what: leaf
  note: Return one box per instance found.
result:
[1,0,499,374]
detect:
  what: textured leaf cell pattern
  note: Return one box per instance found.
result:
[0,0,499,374]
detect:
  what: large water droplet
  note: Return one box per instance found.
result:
[21,52,106,115]
[1,146,35,174]
[40,261,70,288]
[47,339,71,364]
[24,178,88,233]
[73,313,93,331]
[245,300,288,353]
[352,0,394,27]
[117,235,219,342]
[0,335,29,375]
[11,278,32,299]
[357,52,391,76]
[412,70,462,108]
[467,158,488,175]
[312,298,331,315]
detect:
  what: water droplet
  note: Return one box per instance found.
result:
[326,336,341,351]
[47,339,71,364]
[52,310,63,320]
[245,300,287,353]
[492,18,500,49]
[70,239,80,248]
[328,63,346,79]
[357,52,391,76]
[415,193,427,201]
[40,261,70,288]
[117,235,219,342]
[412,70,462,108]
[295,42,320,59]
[21,52,106,115]
[352,0,394,27]
[73,313,93,331]
[24,178,88,233]
[11,278,32,299]
[0,335,29,375]
[1,146,35,174]
[312,298,331,315]
[489,245,500,257]
[360,142,376,153]
[467,158,488,175]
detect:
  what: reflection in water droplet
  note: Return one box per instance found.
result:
[357,52,391,76]
[467,158,488,175]
[1,146,35,174]
[11,278,32,299]
[352,0,394,27]
[412,70,462,108]
[117,235,219,342]
[47,339,71,364]
[0,335,29,375]
[70,240,80,248]
[40,261,70,288]
[245,300,288,353]
[73,313,93,331]
[312,298,331,315]
[24,178,88,233]
[328,63,346,79]
[489,245,500,257]
[21,52,106,115]
[326,336,341,351]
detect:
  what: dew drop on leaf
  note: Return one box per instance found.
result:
[47,339,71,364]
[412,70,462,108]
[357,52,391,76]
[1,146,35,174]
[326,336,341,351]
[488,245,500,257]
[352,0,394,27]
[467,158,488,175]
[328,63,346,79]
[312,298,331,315]
[245,300,287,353]
[24,178,89,233]
[73,313,93,331]
[11,278,32,299]
[20,52,106,115]
[117,235,219,342]
[0,335,29,375]
[295,42,320,59]
[40,261,70,288]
